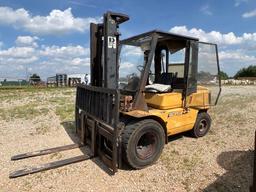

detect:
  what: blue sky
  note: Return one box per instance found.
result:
[0,0,255,80]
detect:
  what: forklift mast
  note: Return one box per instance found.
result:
[90,12,129,88]
[74,12,130,174]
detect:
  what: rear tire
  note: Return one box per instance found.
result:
[191,112,211,138]
[121,119,165,169]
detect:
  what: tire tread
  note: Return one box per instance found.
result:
[121,119,164,169]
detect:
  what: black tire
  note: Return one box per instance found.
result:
[191,112,211,138]
[122,119,165,169]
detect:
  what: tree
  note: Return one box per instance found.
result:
[219,71,229,80]
[234,65,256,78]
[198,71,213,81]
[29,73,41,84]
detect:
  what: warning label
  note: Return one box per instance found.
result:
[108,36,116,49]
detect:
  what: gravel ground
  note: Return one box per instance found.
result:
[0,86,255,192]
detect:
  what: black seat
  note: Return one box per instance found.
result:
[171,73,186,89]
[157,73,173,85]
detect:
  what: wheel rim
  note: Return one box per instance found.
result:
[198,119,208,134]
[136,131,157,160]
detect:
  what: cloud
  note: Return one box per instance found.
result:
[0,56,38,65]
[0,46,36,58]
[71,57,90,66]
[119,61,136,77]
[0,37,91,79]
[169,25,256,75]
[234,0,249,7]
[15,36,38,47]
[0,46,38,78]
[67,0,96,8]
[121,45,142,56]
[40,45,89,58]
[219,50,256,74]
[38,45,91,75]
[242,9,256,18]
[120,62,134,69]
[200,5,212,16]
[0,6,101,35]
[169,26,256,45]
[219,50,256,62]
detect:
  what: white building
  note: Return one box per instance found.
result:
[67,73,90,85]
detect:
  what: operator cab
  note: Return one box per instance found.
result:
[145,36,189,93]
[120,30,198,95]
[119,30,221,111]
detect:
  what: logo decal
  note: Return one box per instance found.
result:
[108,36,116,49]
[168,111,184,118]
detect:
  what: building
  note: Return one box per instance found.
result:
[67,74,90,86]
[47,73,90,87]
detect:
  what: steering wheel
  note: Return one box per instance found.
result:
[137,65,153,75]
[137,65,144,72]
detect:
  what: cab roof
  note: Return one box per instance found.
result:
[121,30,199,46]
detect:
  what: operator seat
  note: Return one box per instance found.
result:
[157,72,173,85]
[145,73,175,93]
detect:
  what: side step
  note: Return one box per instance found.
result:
[10,155,92,178]
[9,143,92,178]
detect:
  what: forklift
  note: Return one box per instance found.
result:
[10,11,221,178]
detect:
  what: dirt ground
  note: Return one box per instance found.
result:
[0,86,255,192]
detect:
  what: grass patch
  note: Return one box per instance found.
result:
[181,155,202,171]
[22,180,33,191]
[49,97,70,106]
[160,149,202,172]
[0,87,75,122]
[33,125,51,135]
[0,104,49,121]
[55,104,74,121]
[0,92,20,101]
[62,90,75,95]
[50,152,63,160]
[61,121,75,129]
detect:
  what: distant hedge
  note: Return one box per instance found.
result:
[234,65,256,78]
[1,81,28,86]
[219,71,229,80]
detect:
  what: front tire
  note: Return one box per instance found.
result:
[191,112,211,138]
[122,119,165,169]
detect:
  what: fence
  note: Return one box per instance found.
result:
[221,79,256,85]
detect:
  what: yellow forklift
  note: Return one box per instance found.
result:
[10,11,221,177]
